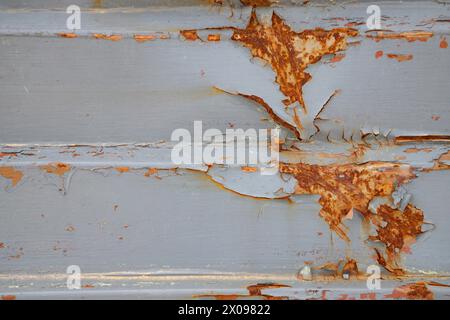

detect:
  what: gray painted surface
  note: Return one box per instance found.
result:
[1,0,450,299]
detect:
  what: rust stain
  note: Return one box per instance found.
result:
[231,10,358,113]
[426,281,450,288]
[115,167,130,173]
[375,50,383,59]
[342,259,359,278]
[395,135,450,144]
[57,32,78,38]
[328,53,346,64]
[82,284,95,288]
[241,166,258,172]
[240,0,276,6]
[386,53,413,62]
[40,162,71,176]
[280,162,425,273]
[371,204,423,275]
[180,30,200,41]
[384,282,434,300]
[0,242,4,249]
[144,168,158,177]
[0,166,24,187]
[367,31,433,42]
[92,34,122,41]
[195,283,291,300]
[403,147,433,153]
[360,292,377,300]
[1,295,16,300]
[133,34,156,43]
[207,34,221,41]
[0,152,17,158]
[92,0,102,8]
[440,36,448,49]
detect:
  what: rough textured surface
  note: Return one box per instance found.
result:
[1,0,450,299]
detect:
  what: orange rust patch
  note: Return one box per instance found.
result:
[403,147,433,153]
[0,167,24,187]
[395,135,450,144]
[0,242,4,249]
[280,162,415,242]
[58,32,78,38]
[180,30,200,41]
[386,53,413,62]
[231,11,358,113]
[384,282,434,300]
[328,53,346,63]
[195,283,291,300]
[1,295,16,300]
[371,204,424,275]
[367,31,433,42]
[241,166,258,172]
[133,34,156,42]
[280,162,424,274]
[342,259,358,277]
[360,292,377,300]
[82,284,95,289]
[241,0,275,6]
[40,163,71,176]
[426,281,450,288]
[0,152,17,158]
[92,33,122,41]
[440,37,448,49]
[144,168,158,177]
[207,34,221,41]
[115,167,130,173]
[424,151,450,172]
[375,50,383,59]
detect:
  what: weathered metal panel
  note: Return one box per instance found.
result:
[1,0,450,300]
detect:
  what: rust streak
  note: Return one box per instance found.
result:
[92,33,122,41]
[180,30,200,41]
[207,34,221,41]
[384,282,434,300]
[57,32,78,38]
[133,34,156,42]
[386,53,413,62]
[280,161,423,273]
[194,282,291,300]
[366,31,433,42]
[395,135,450,143]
